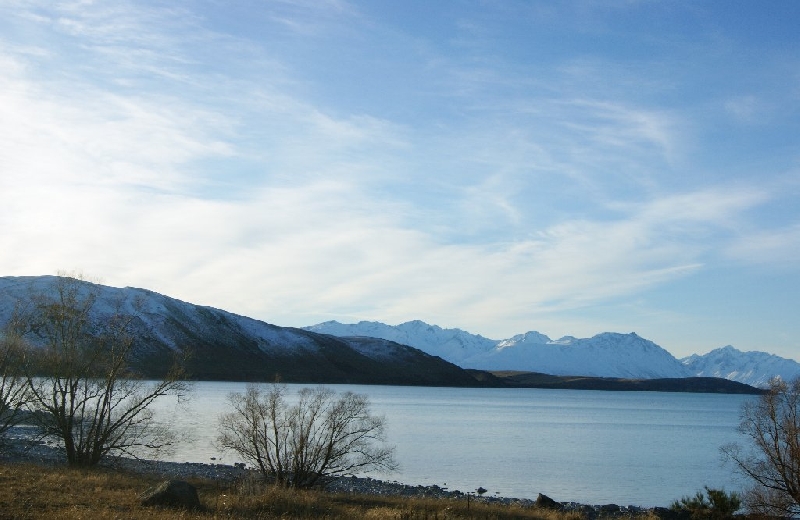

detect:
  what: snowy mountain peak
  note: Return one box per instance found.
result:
[305,320,497,364]
[307,321,690,379]
[681,345,800,388]
[551,336,578,345]
[402,319,441,331]
[307,320,799,387]
[496,331,551,349]
[470,331,690,379]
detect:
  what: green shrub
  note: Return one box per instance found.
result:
[671,486,741,519]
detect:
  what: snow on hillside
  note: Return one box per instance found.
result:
[496,331,552,349]
[463,332,691,379]
[0,276,319,355]
[305,320,497,364]
[4,277,796,388]
[307,321,690,378]
[307,320,796,387]
[1,276,493,385]
[681,346,800,388]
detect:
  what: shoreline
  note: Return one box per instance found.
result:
[0,427,673,518]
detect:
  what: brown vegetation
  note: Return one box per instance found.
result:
[0,462,595,520]
[216,383,397,488]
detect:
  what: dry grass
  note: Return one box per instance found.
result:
[0,462,594,519]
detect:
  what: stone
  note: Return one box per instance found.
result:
[535,493,562,510]
[140,479,201,509]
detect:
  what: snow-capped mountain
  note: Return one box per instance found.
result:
[307,321,689,379]
[306,320,795,387]
[4,276,793,389]
[681,346,800,388]
[468,332,691,379]
[304,320,497,364]
[0,276,479,386]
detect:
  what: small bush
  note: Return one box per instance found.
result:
[671,486,741,519]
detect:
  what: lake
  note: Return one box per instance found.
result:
[151,382,754,507]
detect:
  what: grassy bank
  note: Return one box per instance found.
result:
[0,462,600,519]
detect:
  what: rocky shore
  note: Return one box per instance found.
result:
[324,476,662,519]
[0,427,674,519]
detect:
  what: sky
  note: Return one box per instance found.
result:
[1,1,799,359]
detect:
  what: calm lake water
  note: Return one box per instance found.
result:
[151,382,754,507]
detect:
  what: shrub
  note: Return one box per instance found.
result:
[216,383,398,489]
[671,486,741,519]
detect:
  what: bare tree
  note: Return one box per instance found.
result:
[10,274,189,467]
[0,327,30,443]
[722,377,800,516]
[216,383,397,488]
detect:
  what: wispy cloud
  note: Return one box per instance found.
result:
[1,1,798,355]
[726,224,800,268]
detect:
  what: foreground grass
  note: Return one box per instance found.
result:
[0,462,596,520]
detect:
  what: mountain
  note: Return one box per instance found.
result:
[467,331,690,378]
[307,321,691,379]
[681,346,800,388]
[306,320,795,387]
[304,320,497,364]
[0,276,481,386]
[2,276,788,390]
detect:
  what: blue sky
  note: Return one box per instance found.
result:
[1,1,799,358]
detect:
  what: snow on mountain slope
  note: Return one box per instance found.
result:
[307,320,796,386]
[6,277,794,387]
[307,321,690,378]
[682,346,800,388]
[305,320,497,364]
[0,275,320,356]
[0,276,490,385]
[463,332,691,379]
[496,331,552,349]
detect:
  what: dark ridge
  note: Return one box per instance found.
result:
[483,370,766,394]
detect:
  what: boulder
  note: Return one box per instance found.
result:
[535,493,562,510]
[140,480,201,509]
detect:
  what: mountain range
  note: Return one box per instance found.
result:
[0,275,794,390]
[304,320,800,388]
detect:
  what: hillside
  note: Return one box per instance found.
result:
[0,276,481,386]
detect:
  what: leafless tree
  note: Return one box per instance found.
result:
[10,274,189,467]
[722,377,800,516]
[216,383,397,488]
[0,327,30,443]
